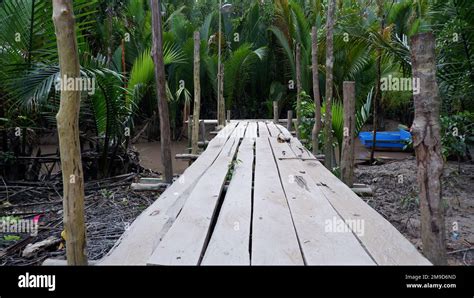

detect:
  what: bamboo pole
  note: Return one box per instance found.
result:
[340,81,356,187]
[52,0,87,265]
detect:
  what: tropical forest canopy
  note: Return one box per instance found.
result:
[0,0,473,178]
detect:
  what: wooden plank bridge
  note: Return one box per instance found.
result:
[100,120,430,265]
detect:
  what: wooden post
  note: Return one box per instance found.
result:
[295,43,302,138]
[324,0,336,169]
[273,101,278,123]
[311,26,322,155]
[191,31,201,155]
[200,120,206,143]
[217,65,226,127]
[150,0,173,183]
[52,0,87,265]
[411,32,446,265]
[341,81,356,187]
[287,110,293,131]
[188,115,193,154]
[226,110,231,123]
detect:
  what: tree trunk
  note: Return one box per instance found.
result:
[52,0,87,265]
[150,0,173,183]
[295,43,302,138]
[106,5,113,67]
[370,2,384,163]
[410,32,447,265]
[341,81,356,187]
[191,31,201,155]
[311,26,321,155]
[323,0,336,169]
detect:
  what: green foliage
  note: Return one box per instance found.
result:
[440,111,474,160]
[429,0,474,113]
[1,0,473,179]
[3,235,21,241]
[297,89,372,157]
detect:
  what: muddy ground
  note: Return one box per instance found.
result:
[1,136,472,265]
[356,158,474,265]
[0,172,160,265]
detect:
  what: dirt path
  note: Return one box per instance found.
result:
[355,158,473,265]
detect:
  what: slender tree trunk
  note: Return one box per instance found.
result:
[411,32,447,265]
[150,0,173,183]
[295,43,302,138]
[341,81,356,187]
[370,3,384,163]
[311,26,321,155]
[191,31,201,155]
[52,0,87,265]
[106,5,113,67]
[324,0,336,169]
[370,48,382,163]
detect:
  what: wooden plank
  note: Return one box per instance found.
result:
[257,122,270,137]
[252,137,304,265]
[148,137,240,265]
[185,119,217,124]
[301,160,431,265]
[266,121,281,137]
[231,121,248,138]
[216,121,239,139]
[282,136,429,264]
[201,138,254,265]
[289,137,313,159]
[100,122,238,265]
[244,122,258,138]
[269,138,375,265]
[175,154,200,161]
[275,123,293,139]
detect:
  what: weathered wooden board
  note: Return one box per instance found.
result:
[147,137,240,265]
[252,137,304,265]
[278,135,430,264]
[100,122,238,265]
[231,121,248,138]
[301,159,431,265]
[257,121,270,137]
[201,138,255,265]
[269,138,375,265]
[266,121,282,137]
[244,122,258,138]
[275,123,293,139]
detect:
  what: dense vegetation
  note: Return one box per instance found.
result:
[0,0,472,179]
